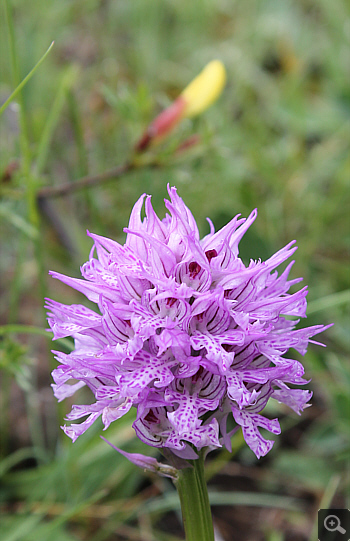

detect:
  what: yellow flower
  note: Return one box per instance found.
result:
[180,60,226,118]
[136,60,226,152]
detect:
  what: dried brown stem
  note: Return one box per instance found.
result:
[37,161,134,200]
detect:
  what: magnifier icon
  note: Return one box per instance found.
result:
[324,515,346,534]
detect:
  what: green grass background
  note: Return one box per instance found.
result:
[0,1,349,540]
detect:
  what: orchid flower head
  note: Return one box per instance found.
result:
[47,186,330,461]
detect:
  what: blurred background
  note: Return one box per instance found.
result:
[0,1,349,540]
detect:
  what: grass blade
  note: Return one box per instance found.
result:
[0,41,54,117]
[307,290,350,315]
[35,65,79,176]
[140,490,304,515]
[0,324,74,351]
[0,203,38,239]
[0,448,48,477]
[1,515,44,541]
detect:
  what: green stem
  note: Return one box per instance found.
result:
[174,452,214,541]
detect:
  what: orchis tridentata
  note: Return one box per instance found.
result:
[47,186,329,463]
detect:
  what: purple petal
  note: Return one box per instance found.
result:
[116,352,177,395]
[272,387,312,414]
[62,412,101,442]
[231,407,281,459]
[102,398,133,429]
[52,380,85,401]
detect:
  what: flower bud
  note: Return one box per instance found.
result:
[135,60,226,152]
[180,60,226,118]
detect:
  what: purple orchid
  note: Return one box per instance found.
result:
[47,186,329,460]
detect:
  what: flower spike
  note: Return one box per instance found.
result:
[48,186,330,461]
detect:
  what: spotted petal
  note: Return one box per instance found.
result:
[231,407,281,458]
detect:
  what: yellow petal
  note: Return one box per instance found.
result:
[180,60,226,118]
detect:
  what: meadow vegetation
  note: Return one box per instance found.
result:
[0,1,349,539]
